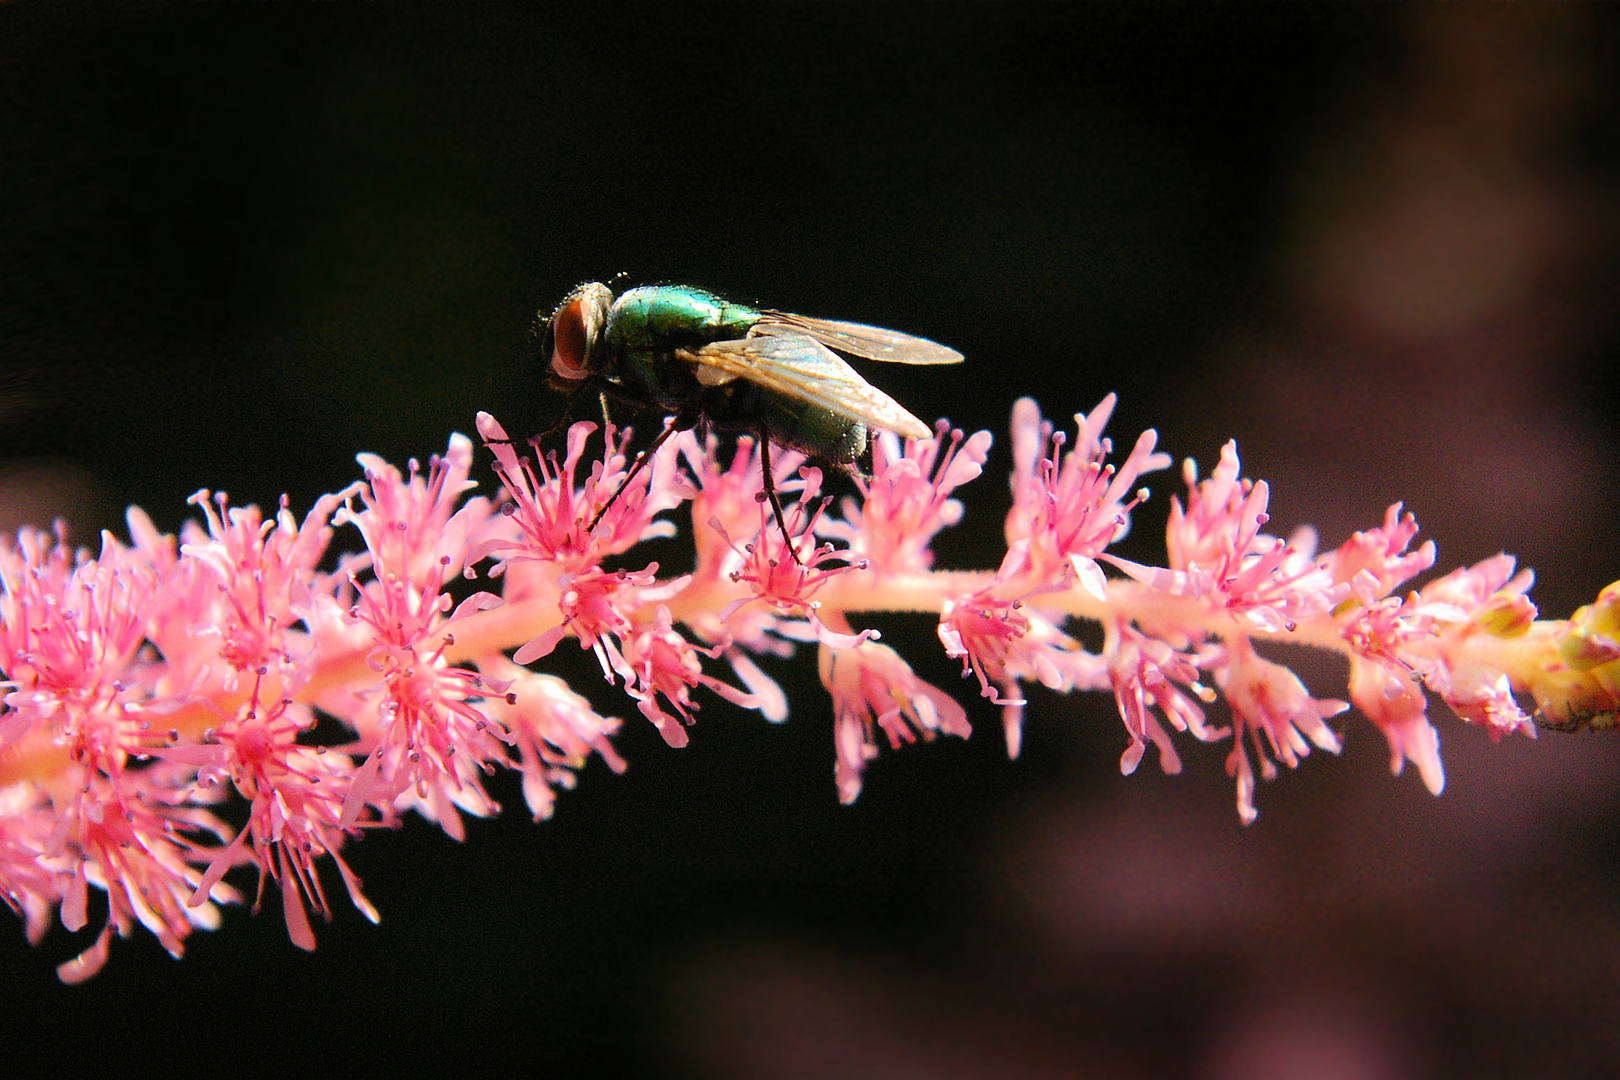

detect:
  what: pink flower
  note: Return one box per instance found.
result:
[1432,663,1535,742]
[1106,622,1222,777]
[1419,555,1538,741]
[147,488,354,722]
[476,414,685,578]
[0,525,160,769]
[514,563,660,668]
[1339,551,1539,748]
[347,434,493,593]
[822,423,993,576]
[1005,395,1171,598]
[45,767,238,983]
[616,606,761,748]
[1216,636,1348,824]
[680,431,806,584]
[333,612,511,840]
[938,575,1032,710]
[0,783,68,946]
[1106,441,1347,632]
[326,437,513,840]
[158,692,377,950]
[1347,655,1444,796]
[938,544,1106,753]
[819,640,970,804]
[484,448,772,744]
[675,435,805,713]
[178,488,350,673]
[1419,553,1533,615]
[478,659,626,821]
[1327,503,1436,596]
[714,467,873,650]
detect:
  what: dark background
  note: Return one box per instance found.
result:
[5,4,1620,1077]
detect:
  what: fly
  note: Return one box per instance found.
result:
[538,282,962,558]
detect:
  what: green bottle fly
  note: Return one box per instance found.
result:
[538,281,963,541]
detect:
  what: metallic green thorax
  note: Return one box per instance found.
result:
[600,285,867,462]
[601,285,760,396]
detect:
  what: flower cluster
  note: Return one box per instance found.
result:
[1,396,1611,978]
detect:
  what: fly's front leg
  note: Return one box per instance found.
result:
[587,417,673,532]
[515,375,633,452]
[586,404,697,533]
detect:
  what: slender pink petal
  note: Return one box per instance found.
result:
[279,845,318,951]
[56,925,113,985]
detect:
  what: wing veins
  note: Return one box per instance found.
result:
[679,328,933,440]
[757,311,963,365]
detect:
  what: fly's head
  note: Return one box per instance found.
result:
[540,281,614,390]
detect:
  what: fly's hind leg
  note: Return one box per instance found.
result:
[755,430,804,567]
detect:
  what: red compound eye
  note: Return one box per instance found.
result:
[549,298,590,381]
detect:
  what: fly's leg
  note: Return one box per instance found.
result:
[493,374,627,456]
[586,412,686,533]
[756,431,802,567]
[482,387,583,455]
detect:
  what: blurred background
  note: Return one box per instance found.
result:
[4,4,1620,1076]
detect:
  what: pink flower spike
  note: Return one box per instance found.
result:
[822,422,993,576]
[819,641,970,804]
[1215,636,1347,824]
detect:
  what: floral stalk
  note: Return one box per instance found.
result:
[1,395,1613,980]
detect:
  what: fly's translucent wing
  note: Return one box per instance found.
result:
[756,311,963,365]
[678,326,935,440]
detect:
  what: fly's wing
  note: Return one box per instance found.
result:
[756,311,963,365]
[678,325,935,440]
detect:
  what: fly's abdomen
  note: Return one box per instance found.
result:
[710,382,867,465]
